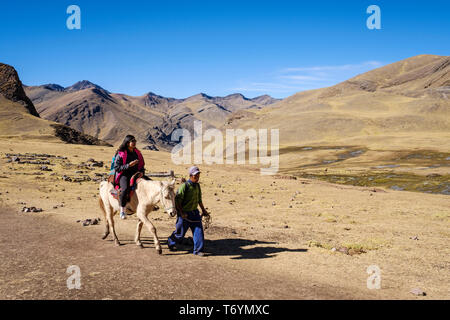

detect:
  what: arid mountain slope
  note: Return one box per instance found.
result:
[0,64,110,146]
[227,55,450,150]
[25,83,280,149]
[0,63,40,117]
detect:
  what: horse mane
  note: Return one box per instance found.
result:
[138,178,174,189]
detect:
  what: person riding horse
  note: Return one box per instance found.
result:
[113,135,146,219]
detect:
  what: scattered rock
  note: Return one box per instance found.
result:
[410,236,419,240]
[77,197,82,200]
[79,218,101,226]
[22,206,43,213]
[410,288,426,296]
[331,247,337,252]
[272,201,276,206]
[90,161,104,168]
[337,247,349,255]
[274,175,297,180]
[348,248,365,256]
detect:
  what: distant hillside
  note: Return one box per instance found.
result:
[0,63,39,117]
[25,82,280,150]
[227,54,450,150]
[0,63,111,146]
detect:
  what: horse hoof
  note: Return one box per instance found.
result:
[114,241,121,247]
[157,248,162,255]
[137,243,144,249]
[101,233,109,240]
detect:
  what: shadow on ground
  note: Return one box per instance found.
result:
[205,238,308,259]
[113,237,308,259]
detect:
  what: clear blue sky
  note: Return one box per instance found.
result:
[1,0,449,98]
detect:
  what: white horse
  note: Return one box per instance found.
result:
[98,178,177,254]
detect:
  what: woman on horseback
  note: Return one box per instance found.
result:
[113,135,146,219]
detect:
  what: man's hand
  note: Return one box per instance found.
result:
[201,209,209,217]
[180,211,187,219]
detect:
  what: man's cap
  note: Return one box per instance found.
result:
[189,166,200,176]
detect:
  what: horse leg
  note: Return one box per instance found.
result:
[137,206,162,254]
[135,220,144,248]
[102,221,110,240]
[99,197,110,240]
[105,203,120,246]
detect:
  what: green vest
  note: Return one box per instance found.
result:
[176,180,202,212]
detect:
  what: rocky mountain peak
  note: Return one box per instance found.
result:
[0,63,40,117]
[65,80,105,92]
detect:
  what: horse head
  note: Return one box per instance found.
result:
[159,179,177,217]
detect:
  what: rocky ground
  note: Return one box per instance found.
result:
[0,138,448,299]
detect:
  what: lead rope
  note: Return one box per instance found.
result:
[162,183,212,229]
[178,209,212,230]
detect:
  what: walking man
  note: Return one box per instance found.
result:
[168,166,208,256]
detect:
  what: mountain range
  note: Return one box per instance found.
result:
[226,54,450,151]
[24,82,280,150]
[0,63,110,146]
[1,54,449,154]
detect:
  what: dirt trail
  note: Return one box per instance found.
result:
[0,206,347,300]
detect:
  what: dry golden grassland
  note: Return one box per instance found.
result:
[0,137,448,299]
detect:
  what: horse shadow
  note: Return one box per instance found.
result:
[112,237,307,260]
[204,238,308,260]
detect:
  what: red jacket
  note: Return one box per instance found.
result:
[114,148,145,185]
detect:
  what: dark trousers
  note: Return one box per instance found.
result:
[167,209,204,254]
[118,175,131,207]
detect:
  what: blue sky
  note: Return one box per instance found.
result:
[0,0,449,98]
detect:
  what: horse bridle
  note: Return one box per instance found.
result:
[159,186,175,214]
